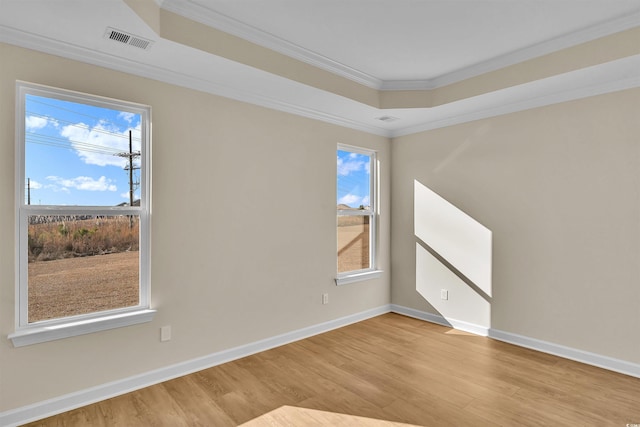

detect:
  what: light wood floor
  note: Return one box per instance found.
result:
[24,313,640,426]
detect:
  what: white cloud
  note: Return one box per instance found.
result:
[25,115,48,131]
[338,194,371,208]
[337,156,365,176]
[338,194,362,206]
[26,115,59,130]
[46,175,117,192]
[60,121,141,167]
[118,112,137,123]
[29,180,43,190]
[44,184,70,194]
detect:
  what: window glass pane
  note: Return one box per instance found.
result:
[25,94,142,207]
[337,149,371,209]
[337,215,370,273]
[28,215,139,322]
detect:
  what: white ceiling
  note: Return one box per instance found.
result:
[0,0,639,137]
[183,0,640,84]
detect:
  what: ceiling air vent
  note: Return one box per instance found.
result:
[104,27,153,50]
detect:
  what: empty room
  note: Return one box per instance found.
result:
[0,1,639,425]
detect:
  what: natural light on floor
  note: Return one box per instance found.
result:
[240,405,421,426]
[414,180,492,330]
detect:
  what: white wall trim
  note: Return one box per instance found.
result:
[0,305,391,427]
[1,25,638,140]
[390,304,640,379]
[0,25,392,138]
[336,270,383,286]
[390,54,640,138]
[8,309,156,347]
[3,303,638,425]
[408,9,640,91]
[390,304,490,336]
[160,0,384,89]
[488,329,640,379]
[161,1,639,91]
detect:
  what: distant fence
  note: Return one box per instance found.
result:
[28,215,97,225]
[26,215,134,225]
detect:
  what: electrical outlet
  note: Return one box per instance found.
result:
[322,293,329,305]
[160,325,171,342]
[440,289,449,300]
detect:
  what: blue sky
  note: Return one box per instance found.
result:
[337,149,371,208]
[24,94,142,206]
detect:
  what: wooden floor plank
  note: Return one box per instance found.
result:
[22,313,640,426]
[161,376,237,426]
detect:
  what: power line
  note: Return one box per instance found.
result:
[26,135,125,156]
[25,110,142,142]
[26,97,142,138]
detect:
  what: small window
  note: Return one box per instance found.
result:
[10,82,154,346]
[336,145,380,284]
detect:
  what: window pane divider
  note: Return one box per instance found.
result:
[14,81,152,345]
[22,206,141,214]
[336,144,377,279]
[337,209,373,216]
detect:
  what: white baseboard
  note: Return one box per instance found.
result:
[0,304,391,427]
[390,304,490,336]
[390,304,640,379]
[487,328,640,378]
[4,302,638,426]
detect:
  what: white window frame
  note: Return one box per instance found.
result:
[336,144,382,285]
[9,82,155,347]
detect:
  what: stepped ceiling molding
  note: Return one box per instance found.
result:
[1,0,639,137]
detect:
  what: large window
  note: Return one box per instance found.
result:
[10,82,154,347]
[336,144,381,285]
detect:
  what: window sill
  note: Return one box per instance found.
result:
[8,309,156,347]
[335,270,383,286]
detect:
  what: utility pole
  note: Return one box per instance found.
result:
[27,178,31,205]
[116,131,140,228]
[128,131,134,209]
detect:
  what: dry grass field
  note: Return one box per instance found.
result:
[28,251,139,323]
[28,216,139,262]
[26,215,366,323]
[26,216,140,322]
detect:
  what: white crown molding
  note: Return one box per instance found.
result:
[422,9,640,91]
[161,1,640,91]
[391,54,640,138]
[0,25,392,137]
[0,305,391,427]
[160,0,384,89]
[1,24,637,141]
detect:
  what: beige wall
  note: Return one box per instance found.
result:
[0,43,391,411]
[391,88,640,363]
[1,35,638,415]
